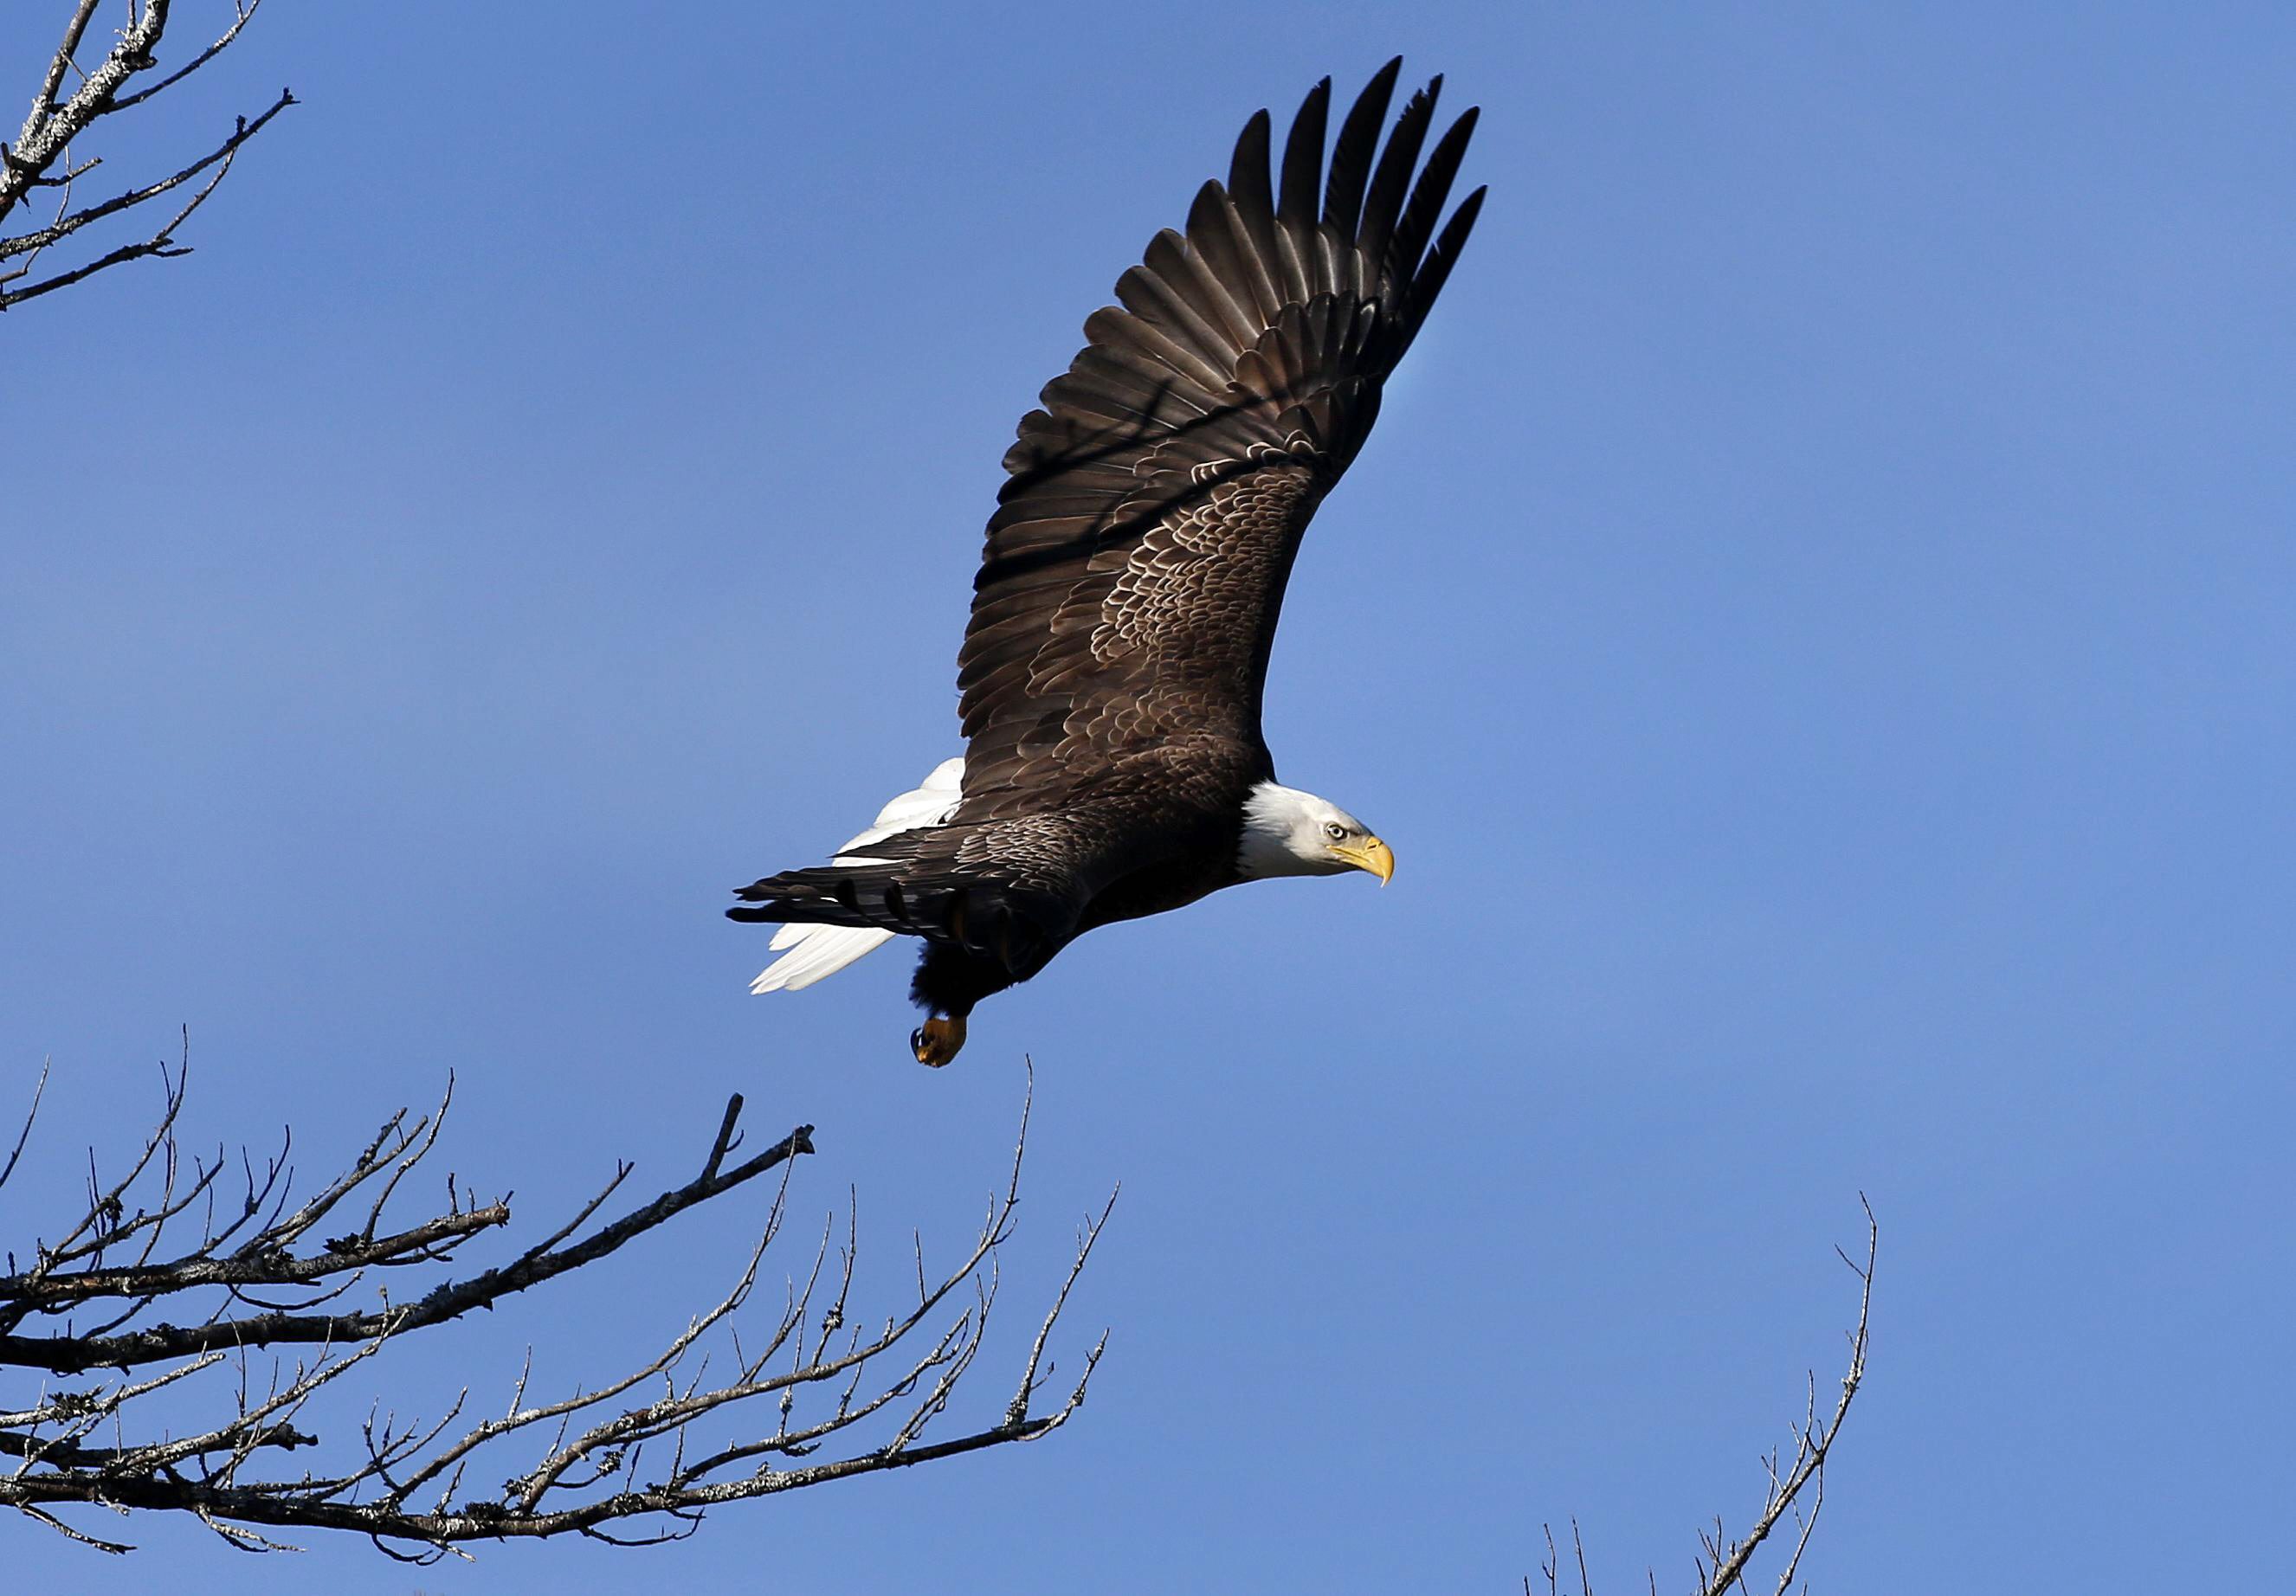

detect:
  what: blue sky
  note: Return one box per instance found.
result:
[6,2,2294,1589]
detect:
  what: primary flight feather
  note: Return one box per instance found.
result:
[731,60,1485,1065]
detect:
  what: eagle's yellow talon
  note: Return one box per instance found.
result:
[912,1014,967,1067]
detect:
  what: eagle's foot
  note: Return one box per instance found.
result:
[911,1014,967,1067]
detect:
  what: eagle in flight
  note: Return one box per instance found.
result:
[731,60,1485,1065]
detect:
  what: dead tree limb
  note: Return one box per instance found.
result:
[2,0,293,310]
[0,1046,1111,1559]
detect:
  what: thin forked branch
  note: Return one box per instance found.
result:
[1693,1195,1874,1596]
[2,0,293,310]
[1532,1200,1877,1596]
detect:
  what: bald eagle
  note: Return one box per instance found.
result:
[731,61,1484,1065]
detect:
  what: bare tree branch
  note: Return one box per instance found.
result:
[2,0,293,310]
[1692,1197,1874,1596]
[0,1052,1112,1557]
[1533,1200,1877,1596]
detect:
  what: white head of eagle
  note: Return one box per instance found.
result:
[1236,783,1396,883]
[727,59,1483,1065]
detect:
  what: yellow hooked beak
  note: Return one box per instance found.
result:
[1333,835,1396,885]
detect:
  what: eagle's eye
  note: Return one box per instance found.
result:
[1324,821,1347,841]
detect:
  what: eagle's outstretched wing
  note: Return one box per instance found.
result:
[952,58,1484,823]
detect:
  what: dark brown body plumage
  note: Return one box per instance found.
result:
[730,61,1484,1027]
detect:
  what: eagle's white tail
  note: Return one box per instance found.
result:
[749,757,964,994]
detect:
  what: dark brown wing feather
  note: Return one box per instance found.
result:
[953,61,1485,822]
